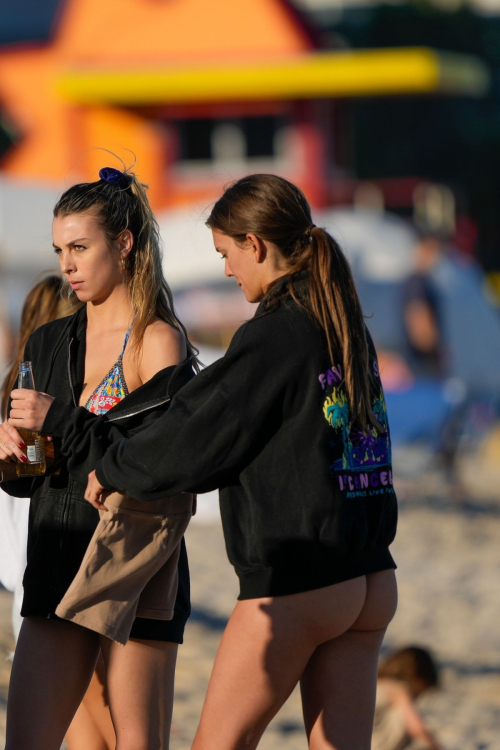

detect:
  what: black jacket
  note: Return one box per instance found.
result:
[2,306,194,638]
[96,283,398,599]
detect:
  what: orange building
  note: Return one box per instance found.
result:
[0,0,489,210]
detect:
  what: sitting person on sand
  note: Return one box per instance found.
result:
[372,646,442,750]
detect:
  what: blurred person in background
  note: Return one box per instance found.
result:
[86,174,399,750]
[0,274,116,750]
[0,302,12,379]
[401,230,445,381]
[0,164,197,750]
[0,274,80,638]
[399,224,500,477]
[373,646,441,750]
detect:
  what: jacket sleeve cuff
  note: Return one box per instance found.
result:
[41,398,77,437]
[95,459,116,491]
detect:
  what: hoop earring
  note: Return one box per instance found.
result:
[121,258,126,270]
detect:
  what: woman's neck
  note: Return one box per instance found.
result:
[86,284,134,331]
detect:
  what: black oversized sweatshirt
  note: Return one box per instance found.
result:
[97,283,398,599]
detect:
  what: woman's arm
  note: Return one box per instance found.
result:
[8,321,188,486]
[91,321,288,503]
[396,690,442,749]
[382,681,442,750]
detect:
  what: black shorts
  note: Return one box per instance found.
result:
[22,538,191,644]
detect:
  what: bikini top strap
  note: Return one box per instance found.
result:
[119,323,133,359]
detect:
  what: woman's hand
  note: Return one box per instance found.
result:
[0,421,28,463]
[85,470,110,510]
[9,389,54,432]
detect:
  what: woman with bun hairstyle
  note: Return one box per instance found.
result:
[86,174,399,749]
[0,164,197,750]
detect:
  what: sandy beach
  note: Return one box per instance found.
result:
[1,460,500,749]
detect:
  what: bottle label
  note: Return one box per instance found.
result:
[27,440,42,464]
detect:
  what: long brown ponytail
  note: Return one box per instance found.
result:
[206,174,378,431]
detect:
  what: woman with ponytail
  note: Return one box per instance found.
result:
[86,173,399,749]
[0,162,198,750]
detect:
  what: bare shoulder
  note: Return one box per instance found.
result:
[139,319,187,383]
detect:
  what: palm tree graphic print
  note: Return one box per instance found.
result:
[323,387,391,472]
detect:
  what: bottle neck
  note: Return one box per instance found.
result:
[18,362,34,390]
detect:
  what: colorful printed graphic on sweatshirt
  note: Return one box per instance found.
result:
[319,360,393,495]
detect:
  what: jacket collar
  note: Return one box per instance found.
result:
[256,269,310,316]
[67,305,87,405]
[106,358,194,418]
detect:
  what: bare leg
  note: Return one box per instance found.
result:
[65,699,110,750]
[301,628,387,750]
[5,617,100,750]
[192,576,369,750]
[100,636,178,750]
[65,654,115,750]
[301,570,398,750]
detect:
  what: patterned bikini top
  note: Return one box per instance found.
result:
[84,325,132,415]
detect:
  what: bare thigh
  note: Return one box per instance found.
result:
[65,654,116,750]
[301,570,398,750]
[5,617,100,750]
[192,576,369,750]
[100,636,178,750]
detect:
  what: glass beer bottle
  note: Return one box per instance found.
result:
[15,361,46,477]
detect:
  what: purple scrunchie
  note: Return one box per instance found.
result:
[99,167,133,188]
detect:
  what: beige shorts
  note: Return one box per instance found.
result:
[55,491,193,645]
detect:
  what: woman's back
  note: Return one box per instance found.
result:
[219,294,394,590]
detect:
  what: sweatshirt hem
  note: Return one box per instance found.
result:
[236,548,396,600]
